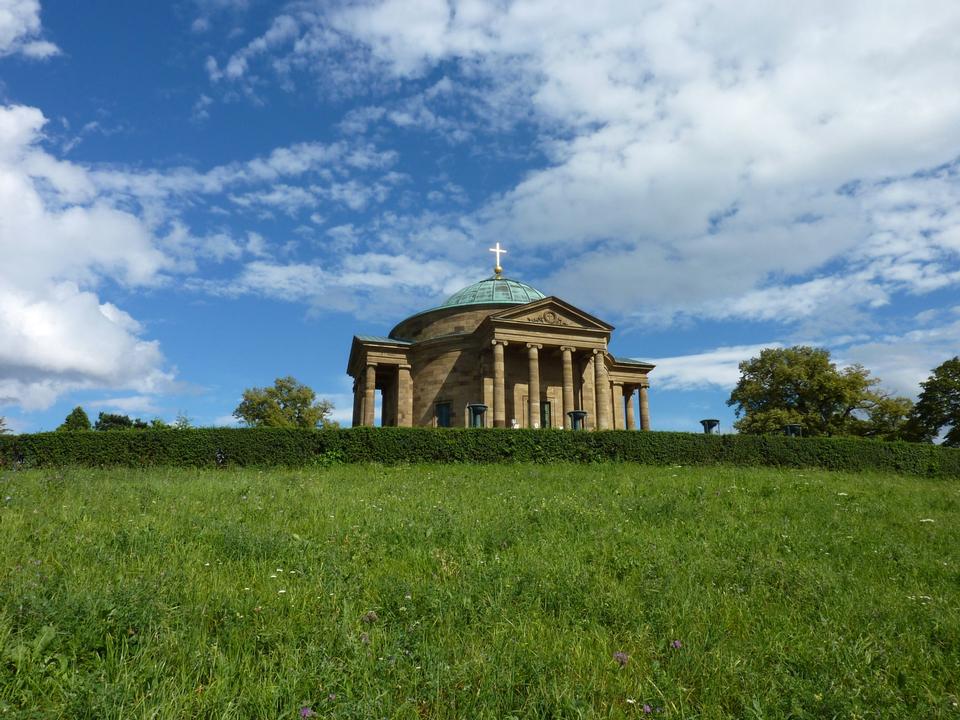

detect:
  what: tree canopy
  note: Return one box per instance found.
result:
[233,376,334,429]
[94,412,149,431]
[58,406,92,431]
[727,346,911,438]
[0,417,8,435]
[905,357,960,447]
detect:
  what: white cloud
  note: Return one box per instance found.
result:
[0,98,422,413]
[649,318,960,400]
[90,139,397,215]
[215,13,300,81]
[244,231,270,258]
[839,317,960,397]
[88,395,162,415]
[0,0,59,59]
[219,1,960,331]
[0,104,175,410]
[650,343,783,391]
[191,94,214,122]
[193,252,473,318]
[0,282,174,410]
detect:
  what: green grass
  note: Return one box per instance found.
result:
[1,464,958,719]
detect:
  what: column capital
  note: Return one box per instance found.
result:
[365,361,378,368]
[612,381,623,388]
[526,342,543,350]
[491,339,508,347]
[398,363,412,371]
[592,348,605,355]
[559,345,576,353]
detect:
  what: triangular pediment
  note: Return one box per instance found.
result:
[490,296,614,331]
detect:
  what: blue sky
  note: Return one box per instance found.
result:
[1,0,959,432]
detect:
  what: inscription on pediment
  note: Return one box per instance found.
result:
[517,310,579,327]
[492,298,613,331]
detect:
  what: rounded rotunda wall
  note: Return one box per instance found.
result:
[389,276,545,342]
[390,305,503,343]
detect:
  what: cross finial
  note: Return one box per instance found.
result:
[489,242,507,277]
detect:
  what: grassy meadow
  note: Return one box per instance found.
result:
[1,464,958,719]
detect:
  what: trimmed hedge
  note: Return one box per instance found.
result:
[0,427,957,477]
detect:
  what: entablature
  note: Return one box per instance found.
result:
[487,325,609,351]
[608,356,655,387]
[480,296,612,350]
[347,336,411,376]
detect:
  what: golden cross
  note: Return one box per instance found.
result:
[489,242,507,276]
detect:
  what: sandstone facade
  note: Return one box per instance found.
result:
[347,277,653,430]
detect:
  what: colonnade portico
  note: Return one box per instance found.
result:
[621,383,651,431]
[348,270,655,429]
[348,338,416,428]
[483,335,652,431]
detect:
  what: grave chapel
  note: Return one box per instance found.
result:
[347,245,654,430]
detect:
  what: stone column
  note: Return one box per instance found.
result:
[363,363,376,426]
[352,379,361,428]
[397,364,413,427]
[612,382,624,429]
[561,346,575,429]
[582,354,596,430]
[594,350,611,429]
[639,384,651,431]
[527,343,542,428]
[492,340,507,428]
[625,386,636,430]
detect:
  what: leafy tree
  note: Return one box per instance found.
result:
[58,406,92,431]
[857,394,914,441]
[0,416,9,435]
[905,357,960,447]
[94,412,149,431]
[149,417,170,429]
[233,376,334,428]
[727,346,911,438]
[173,412,193,429]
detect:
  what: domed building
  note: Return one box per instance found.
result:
[347,247,653,430]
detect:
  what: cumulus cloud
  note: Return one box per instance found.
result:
[193,252,473,318]
[212,0,960,332]
[0,0,59,58]
[651,318,960,399]
[839,316,960,397]
[0,88,427,412]
[0,105,174,410]
[87,395,162,415]
[650,343,783,391]
[90,139,397,215]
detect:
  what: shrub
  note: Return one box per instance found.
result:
[0,428,957,477]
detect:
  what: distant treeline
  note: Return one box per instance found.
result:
[0,427,957,478]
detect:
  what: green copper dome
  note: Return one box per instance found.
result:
[439,276,545,308]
